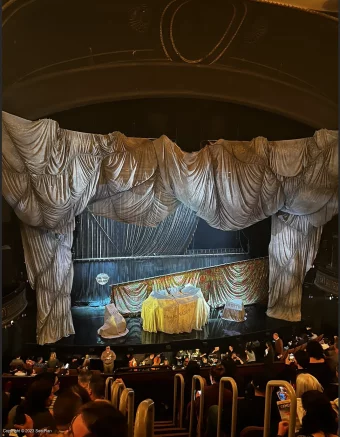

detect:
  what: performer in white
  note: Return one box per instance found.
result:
[98,303,129,339]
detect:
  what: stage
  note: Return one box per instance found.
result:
[2,284,337,363]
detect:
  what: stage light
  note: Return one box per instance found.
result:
[10,320,14,325]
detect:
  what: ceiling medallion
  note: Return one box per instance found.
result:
[129,4,152,33]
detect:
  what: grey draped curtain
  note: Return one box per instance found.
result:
[2,111,337,344]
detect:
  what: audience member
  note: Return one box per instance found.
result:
[236,374,267,433]
[68,401,127,437]
[306,340,333,387]
[196,365,232,426]
[69,356,80,370]
[9,355,25,371]
[70,384,92,404]
[277,391,338,437]
[282,349,309,383]
[34,357,46,368]
[78,369,93,393]
[295,373,323,398]
[245,345,256,363]
[101,346,116,373]
[231,352,244,364]
[89,375,106,401]
[8,380,56,431]
[14,365,27,376]
[273,333,284,359]
[52,389,83,433]
[47,352,60,369]
[184,360,202,408]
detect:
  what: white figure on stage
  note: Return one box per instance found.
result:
[98,303,129,338]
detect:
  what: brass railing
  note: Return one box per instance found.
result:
[217,377,238,437]
[134,399,155,437]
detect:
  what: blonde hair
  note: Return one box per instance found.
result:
[296,373,323,397]
[50,352,57,360]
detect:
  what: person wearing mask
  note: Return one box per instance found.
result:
[47,352,60,369]
[101,346,116,373]
[306,340,333,388]
[273,333,284,360]
[277,391,338,437]
[88,375,106,401]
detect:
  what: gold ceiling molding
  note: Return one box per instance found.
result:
[251,0,338,14]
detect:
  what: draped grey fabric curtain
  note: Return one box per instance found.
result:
[2,111,337,344]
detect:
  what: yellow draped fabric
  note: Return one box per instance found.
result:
[111,257,269,315]
[141,287,209,334]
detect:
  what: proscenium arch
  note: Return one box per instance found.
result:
[2,62,337,128]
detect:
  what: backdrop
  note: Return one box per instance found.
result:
[2,111,338,344]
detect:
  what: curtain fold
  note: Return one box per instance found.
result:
[111,257,269,314]
[267,214,322,321]
[20,221,75,344]
[2,111,338,344]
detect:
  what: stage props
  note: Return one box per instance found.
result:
[141,284,209,334]
[221,299,245,322]
[97,303,129,339]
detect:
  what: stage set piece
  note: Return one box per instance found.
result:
[221,299,246,322]
[141,285,209,334]
[97,303,129,339]
[2,111,338,344]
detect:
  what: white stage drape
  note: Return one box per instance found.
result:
[2,111,338,344]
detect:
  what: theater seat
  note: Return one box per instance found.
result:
[240,426,264,437]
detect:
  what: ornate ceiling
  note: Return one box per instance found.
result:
[2,0,338,128]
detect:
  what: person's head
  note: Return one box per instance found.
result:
[184,360,200,379]
[251,374,267,395]
[35,371,60,393]
[228,346,233,352]
[105,346,111,352]
[306,341,324,360]
[300,390,338,435]
[294,350,309,369]
[49,352,57,360]
[70,384,92,404]
[16,365,25,372]
[164,358,169,365]
[36,357,43,364]
[78,369,93,392]
[265,341,273,350]
[24,380,54,415]
[53,390,83,431]
[149,353,154,359]
[69,401,127,437]
[231,352,237,360]
[273,333,279,340]
[221,357,237,377]
[89,375,105,401]
[214,346,220,351]
[210,365,225,384]
[296,373,323,398]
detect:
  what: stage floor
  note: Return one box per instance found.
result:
[51,303,294,348]
[3,285,337,358]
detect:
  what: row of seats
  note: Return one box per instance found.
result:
[105,374,298,437]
